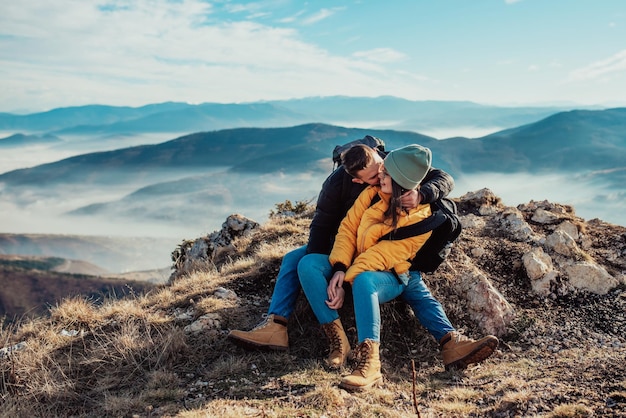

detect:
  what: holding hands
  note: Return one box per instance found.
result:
[326,271,345,310]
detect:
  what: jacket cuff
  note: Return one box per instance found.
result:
[331,262,348,275]
[419,187,432,204]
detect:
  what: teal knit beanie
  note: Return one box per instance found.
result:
[383,144,432,190]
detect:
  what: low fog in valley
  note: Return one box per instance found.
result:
[0,132,189,173]
[1,125,624,274]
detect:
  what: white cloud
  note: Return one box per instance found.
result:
[224,3,257,14]
[568,49,626,81]
[0,0,416,111]
[223,2,271,20]
[2,0,623,111]
[301,7,343,25]
[352,48,407,63]
[279,9,306,24]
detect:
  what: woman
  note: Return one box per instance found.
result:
[298,143,435,391]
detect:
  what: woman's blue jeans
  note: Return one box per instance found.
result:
[268,247,455,343]
[298,253,407,343]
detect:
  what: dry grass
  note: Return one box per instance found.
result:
[1,289,189,416]
[547,403,594,417]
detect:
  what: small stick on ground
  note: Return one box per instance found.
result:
[412,359,421,417]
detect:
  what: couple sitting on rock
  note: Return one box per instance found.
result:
[228,137,498,391]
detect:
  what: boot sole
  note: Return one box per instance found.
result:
[227,334,288,352]
[445,338,499,371]
[339,376,383,392]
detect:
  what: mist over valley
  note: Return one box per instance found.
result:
[1,98,625,277]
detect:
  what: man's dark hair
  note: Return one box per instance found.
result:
[341,144,376,178]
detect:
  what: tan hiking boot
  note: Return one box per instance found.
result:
[440,331,499,370]
[339,339,383,391]
[321,318,351,369]
[227,314,288,351]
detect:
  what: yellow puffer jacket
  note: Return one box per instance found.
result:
[329,185,433,284]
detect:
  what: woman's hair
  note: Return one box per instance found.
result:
[384,178,410,229]
[341,144,376,178]
[343,144,418,229]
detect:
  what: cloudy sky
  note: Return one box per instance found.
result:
[1,0,625,113]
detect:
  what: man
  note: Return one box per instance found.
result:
[228,136,498,370]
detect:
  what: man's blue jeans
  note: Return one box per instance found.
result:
[400,270,455,341]
[296,253,455,343]
[267,245,308,319]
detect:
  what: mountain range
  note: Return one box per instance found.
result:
[0,96,587,137]
[2,108,625,200]
[0,98,625,276]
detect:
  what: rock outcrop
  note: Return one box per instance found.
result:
[170,188,626,338]
[170,214,260,281]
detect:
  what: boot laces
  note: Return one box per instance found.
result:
[251,314,271,331]
[325,322,343,352]
[353,341,372,376]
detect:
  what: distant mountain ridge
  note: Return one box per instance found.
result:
[2,108,625,187]
[0,124,441,187]
[1,105,625,277]
[0,96,584,137]
[0,132,61,147]
[53,102,306,135]
[0,233,176,273]
[0,254,156,318]
[265,96,585,130]
[444,108,626,175]
[0,102,191,132]
[0,107,624,238]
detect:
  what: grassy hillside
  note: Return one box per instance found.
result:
[0,234,177,273]
[0,255,155,319]
[0,196,624,417]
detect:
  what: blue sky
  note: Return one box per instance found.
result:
[1,0,625,113]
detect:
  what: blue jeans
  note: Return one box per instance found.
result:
[352,271,407,342]
[400,271,455,341]
[298,253,405,343]
[267,245,308,319]
[297,253,455,343]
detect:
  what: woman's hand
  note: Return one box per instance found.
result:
[326,271,345,310]
[399,189,421,210]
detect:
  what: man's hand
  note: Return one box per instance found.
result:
[400,189,421,210]
[326,271,345,310]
